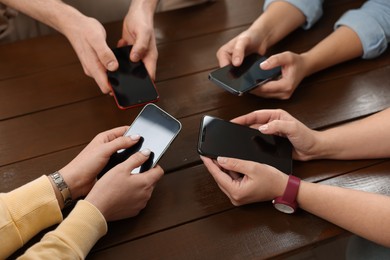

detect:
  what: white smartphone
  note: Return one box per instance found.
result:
[100,103,182,175]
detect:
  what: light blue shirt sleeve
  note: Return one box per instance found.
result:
[335,0,390,59]
[264,0,324,30]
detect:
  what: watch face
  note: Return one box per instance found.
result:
[274,203,295,214]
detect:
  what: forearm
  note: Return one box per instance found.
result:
[128,0,159,19]
[0,176,62,259]
[301,26,363,76]
[252,1,306,50]
[0,0,85,36]
[313,108,390,160]
[298,181,390,247]
[19,200,107,259]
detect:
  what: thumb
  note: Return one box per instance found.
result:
[130,34,149,62]
[260,53,285,70]
[258,119,296,139]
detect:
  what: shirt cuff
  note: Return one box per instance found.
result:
[335,10,388,59]
[264,0,323,30]
[1,176,62,249]
[46,200,108,258]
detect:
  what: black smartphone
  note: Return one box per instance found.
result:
[99,103,181,176]
[198,115,292,173]
[107,45,159,110]
[208,53,281,96]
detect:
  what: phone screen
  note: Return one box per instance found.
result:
[198,115,292,173]
[208,53,281,96]
[107,46,159,109]
[99,104,181,176]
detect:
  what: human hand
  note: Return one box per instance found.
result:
[118,3,158,80]
[201,156,288,206]
[59,126,142,200]
[216,28,268,67]
[85,149,164,221]
[250,51,309,99]
[62,15,118,94]
[231,109,321,161]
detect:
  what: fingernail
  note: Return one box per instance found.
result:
[217,157,227,164]
[131,52,140,61]
[259,124,268,131]
[140,148,151,156]
[107,61,116,71]
[129,134,140,141]
[260,60,269,68]
[233,57,241,66]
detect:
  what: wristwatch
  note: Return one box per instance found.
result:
[49,171,72,207]
[272,175,301,214]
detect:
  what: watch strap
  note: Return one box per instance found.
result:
[49,171,72,207]
[273,175,301,214]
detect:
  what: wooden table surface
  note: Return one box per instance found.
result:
[1,0,390,259]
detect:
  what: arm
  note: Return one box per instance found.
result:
[216,1,311,67]
[255,0,390,99]
[0,176,62,259]
[20,150,163,259]
[201,156,390,247]
[0,0,118,94]
[0,127,145,258]
[254,26,363,99]
[233,108,390,160]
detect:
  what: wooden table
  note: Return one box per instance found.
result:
[1,0,390,259]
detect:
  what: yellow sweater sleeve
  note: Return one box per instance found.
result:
[19,200,108,259]
[0,176,62,259]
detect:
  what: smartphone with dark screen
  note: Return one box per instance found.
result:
[208,53,281,96]
[99,104,181,176]
[107,45,159,110]
[198,115,292,173]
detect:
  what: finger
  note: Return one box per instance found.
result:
[130,33,150,62]
[99,126,129,140]
[217,157,258,178]
[142,51,158,81]
[93,42,118,72]
[231,38,250,66]
[258,119,297,138]
[202,156,237,192]
[104,135,141,155]
[140,164,164,184]
[231,110,279,126]
[260,52,290,70]
[117,38,128,47]
[120,149,152,172]
[216,45,233,67]
[252,79,293,100]
[92,67,112,94]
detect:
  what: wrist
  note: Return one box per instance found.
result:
[59,166,84,200]
[129,0,158,16]
[48,171,73,209]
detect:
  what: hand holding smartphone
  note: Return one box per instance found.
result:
[107,45,159,109]
[198,115,292,173]
[99,104,181,176]
[208,53,281,96]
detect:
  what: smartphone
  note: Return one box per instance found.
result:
[107,45,159,110]
[198,115,292,173]
[99,104,181,176]
[208,53,281,96]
